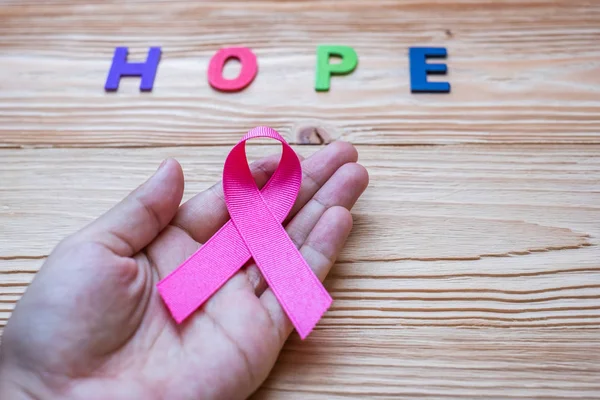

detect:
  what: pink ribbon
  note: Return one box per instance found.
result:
[157,126,332,339]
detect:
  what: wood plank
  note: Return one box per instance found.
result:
[3,246,600,329]
[252,327,600,399]
[1,144,598,258]
[1,0,599,147]
[3,260,600,399]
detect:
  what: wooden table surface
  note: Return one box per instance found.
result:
[1,0,600,398]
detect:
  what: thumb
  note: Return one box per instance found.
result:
[0,160,184,378]
[79,158,185,257]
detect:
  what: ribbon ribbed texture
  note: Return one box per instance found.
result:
[157,126,332,339]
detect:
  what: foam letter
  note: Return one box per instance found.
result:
[409,47,450,93]
[104,47,161,92]
[208,47,258,92]
[315,45,358,92]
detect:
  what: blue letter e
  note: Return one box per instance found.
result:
[409,47,450,93]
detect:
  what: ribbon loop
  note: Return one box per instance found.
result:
[157,126,332,339]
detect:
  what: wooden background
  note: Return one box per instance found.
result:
[1,0,600,398]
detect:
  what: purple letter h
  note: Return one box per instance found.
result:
[104,47,161,92]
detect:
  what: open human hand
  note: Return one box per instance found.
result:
[0,141,368,400]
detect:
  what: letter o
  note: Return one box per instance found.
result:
[208,47,258,92]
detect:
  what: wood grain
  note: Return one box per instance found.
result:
[255,328,600,399]
[1,1,600,398]
[1,0,600,147]
[2,145,598,259]
[1,144,599,398]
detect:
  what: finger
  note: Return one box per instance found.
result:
[247,162,369,295]
[78,159,185,257]
[259,206,354,345]
[171,141,358,245]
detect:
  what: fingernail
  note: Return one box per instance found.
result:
[157,159,169,171]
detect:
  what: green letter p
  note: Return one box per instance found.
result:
[315,45,358,92]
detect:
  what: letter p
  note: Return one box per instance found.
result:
[315,45,358,92]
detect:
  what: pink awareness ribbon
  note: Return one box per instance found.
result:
[157,126,332,339]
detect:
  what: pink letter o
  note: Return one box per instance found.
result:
[208,47,258,92]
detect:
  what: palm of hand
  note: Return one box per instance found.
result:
[0,142,368,400]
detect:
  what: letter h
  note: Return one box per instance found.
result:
[104,47,162,92]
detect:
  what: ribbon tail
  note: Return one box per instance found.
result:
[227,203,332,339]
[268,257,333,339]
[157,220,251,323]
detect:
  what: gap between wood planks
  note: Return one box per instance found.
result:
[3,142,600,150]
